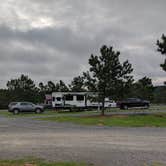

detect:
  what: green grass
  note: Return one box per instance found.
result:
[0,158,87,166]
[0,110,56,117]
[0,104,165,123]
[0,109,98,118]
[0,159,165,166]
[38,114,166,127]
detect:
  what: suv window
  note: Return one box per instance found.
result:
[9,102,18,106]
[20,102,33,106]
[20,103,27,106]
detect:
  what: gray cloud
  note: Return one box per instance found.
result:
[0,0,165,87]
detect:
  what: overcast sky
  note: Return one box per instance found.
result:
[0,0,166,87]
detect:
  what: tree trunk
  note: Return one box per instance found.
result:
[101,96,105,116]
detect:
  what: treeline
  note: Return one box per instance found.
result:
[0,74,165,109]
[0,33,166,110]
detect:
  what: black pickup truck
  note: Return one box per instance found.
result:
[117,98,150,110]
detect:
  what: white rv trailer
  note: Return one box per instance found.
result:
[52,92,116,109]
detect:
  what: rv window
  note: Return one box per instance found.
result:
[52,97,55,101]
[56,97,61,101]
[76,95,84,101]
[65,95,73,101]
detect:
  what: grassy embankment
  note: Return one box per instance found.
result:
[0,104,166,127]
[0,158,86,166]
[0,158,164,166]
[38,104,166,127]
[38,114,166,127]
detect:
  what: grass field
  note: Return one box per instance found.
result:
[0,158,86,166]
[38,113,166,127]
[0,104,166,127]
[0,109,98,118]
[0,159,164,166]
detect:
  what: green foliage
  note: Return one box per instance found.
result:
[153,86,166,103]
[39,80,69,94]
[157,34,166,73]
[55,80,69,92]
[69,76,86,92]
[84,45,133,114]
[7,74,36,91]
[83,71,97,92]
[48,81,56,92]
[0,89,11,109]
[131,77,154,101]
[6,74,42,103]
[39,81,56,94]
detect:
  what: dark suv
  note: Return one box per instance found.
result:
[117,98,150,110]
[8,102,44,114]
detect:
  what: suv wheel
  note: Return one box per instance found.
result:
[35,108,42,114]
[13,109,19,115]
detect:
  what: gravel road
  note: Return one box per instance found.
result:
[0,116,166,166]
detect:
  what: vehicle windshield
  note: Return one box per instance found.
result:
[127,98,141,102]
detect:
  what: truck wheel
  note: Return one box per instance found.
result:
[124,105,128,110]
[35,108,42,114]
[145,104,149,109]
[13,109,19,115]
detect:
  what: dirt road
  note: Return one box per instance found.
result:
[0,116,166,166]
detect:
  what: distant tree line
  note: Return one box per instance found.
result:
[0,35,165,110]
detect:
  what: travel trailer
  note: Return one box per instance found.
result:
[52,92,116,110]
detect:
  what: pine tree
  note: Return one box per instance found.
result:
[69,76,85,92]
[84,45,133,115]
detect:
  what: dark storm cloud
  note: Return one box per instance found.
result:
[0,25,104,57]
[0,0,165,87]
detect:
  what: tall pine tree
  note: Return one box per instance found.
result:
[84,45,133,115]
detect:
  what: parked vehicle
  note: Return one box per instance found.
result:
[117,98,150,110]
[105,99,117,108]
[52,92,117,110]
[8,102,44,114]
[40,103,53,109]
